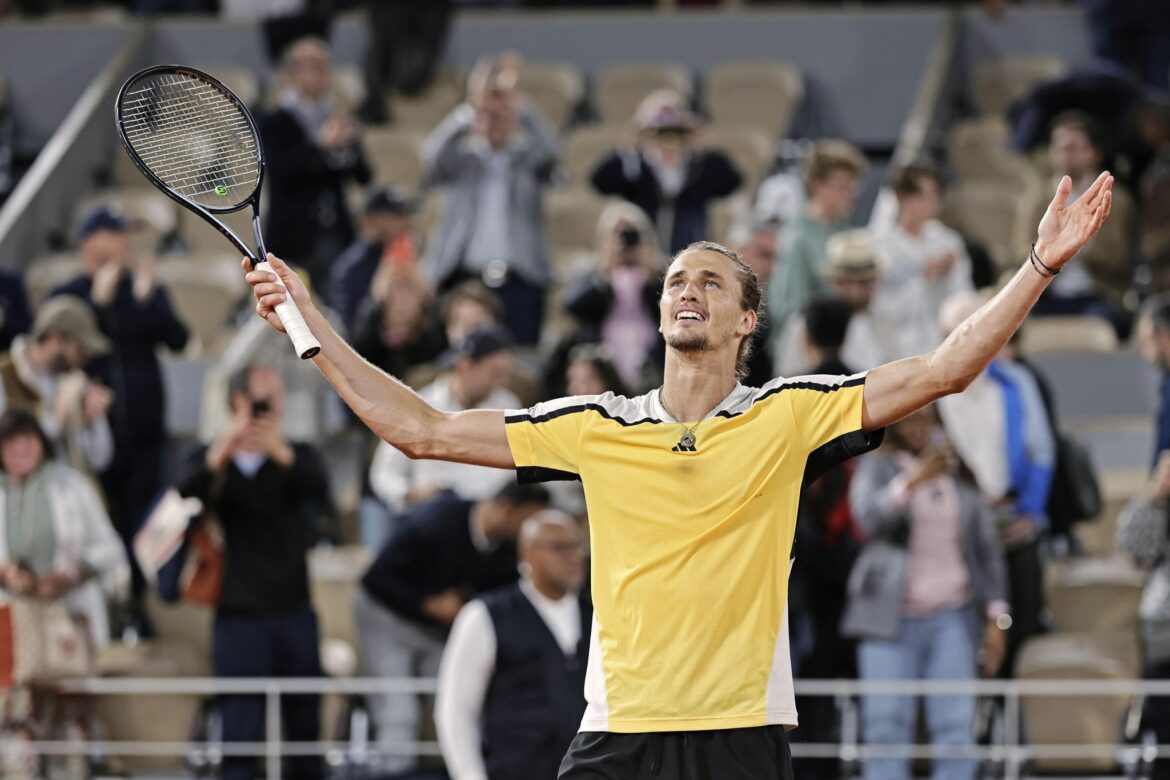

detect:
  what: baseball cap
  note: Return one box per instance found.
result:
[364,186,416,216]
[645,104,693,134]
[824,230,889,280]
[76,205,130,242]
[31,296,111,356]
[443,325,513,366]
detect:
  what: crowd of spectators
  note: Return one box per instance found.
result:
[1,0,1170,773]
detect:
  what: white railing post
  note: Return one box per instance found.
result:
[1005,686,1021,780]
[266,683,281,780]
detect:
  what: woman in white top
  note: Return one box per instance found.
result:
[0,408,127,650]
[871,163,974,360]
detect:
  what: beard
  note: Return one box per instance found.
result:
[666,329,710,353]
[48,354,73,375]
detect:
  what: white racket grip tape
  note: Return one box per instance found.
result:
[256,261,321,359]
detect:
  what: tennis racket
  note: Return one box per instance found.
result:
[114,65,321,359]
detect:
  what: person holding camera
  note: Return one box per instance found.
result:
[590,89,742,255]
[545,202,665,396]
[422,51,560,346]
[177,363,332,780]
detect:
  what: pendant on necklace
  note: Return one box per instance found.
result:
[679,430,696,449]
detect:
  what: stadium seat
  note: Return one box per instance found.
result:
[364,127,425,190]
[388,71,464,131]
[594,62,693,123]
[110,143,153,190]
[551,247,595,279]
[947,116,1033,187]
[708,194,752,247]
[178,204,255,256]
[26,252,83,305]
[155,252,249,358]
[1016,631,1138,774]
[145,593,214,666]
[198,65,261,109]
[522,60,586,130]
[940,179,1022,273]
[705,124,775,192]
[72,188,180,256]
[972,55,1068,116]
[544,188,611,255]
[705,61,804,139]
[1019,315,1119,354]
[309,546,372,659]
[333,65,367,112]
[416,190,446,249]
[1045,555,1146,639]
[94,639,208,773]
[562,123,626,189]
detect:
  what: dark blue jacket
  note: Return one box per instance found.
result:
[481,583,590,780]
[590,149,742,254]
[259,107,370,268]
[328,238,380,332]
[0,268,31,351]
[360,492,519,627]
[49,273,188,447]
[1156,373,1170,467]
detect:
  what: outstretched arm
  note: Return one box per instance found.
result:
[862,171,1114,431]
[245,255,515,469]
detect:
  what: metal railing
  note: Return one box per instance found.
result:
[7,676,1166,779]
[0,24,147,265]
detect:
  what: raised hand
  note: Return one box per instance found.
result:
[243,253,312,335]
[1035,171,1113,269]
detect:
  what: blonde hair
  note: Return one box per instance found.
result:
[803,139,868,191]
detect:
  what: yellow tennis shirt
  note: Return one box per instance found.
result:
[504,374,881,734]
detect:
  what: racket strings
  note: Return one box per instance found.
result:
[120,72,261,208]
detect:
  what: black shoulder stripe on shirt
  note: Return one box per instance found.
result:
[801,427,886,488]
[507,403,666,428]
[516,466,582,484]
[508,374,868,428]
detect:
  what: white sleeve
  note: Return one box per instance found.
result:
[368,439,414,514]
[435,600,497,780]
[79,415,114,472]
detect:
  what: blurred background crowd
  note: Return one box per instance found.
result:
[2,0,1170,778]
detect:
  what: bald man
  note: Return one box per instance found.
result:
[436,511,590,780]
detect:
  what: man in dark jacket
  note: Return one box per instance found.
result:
[261,36,371,291]
[590,93,741,254]
[179,363,332,780]
[355,482,550,775]
[436,510,590,780]
[1138,295,1170,462]
[327,185,417,332]
[50,205,188,626]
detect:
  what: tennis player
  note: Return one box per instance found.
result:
[246,172,1112,779]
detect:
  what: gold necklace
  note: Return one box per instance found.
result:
[659,390,701,451]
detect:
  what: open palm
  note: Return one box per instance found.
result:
[1035,171,1113,268]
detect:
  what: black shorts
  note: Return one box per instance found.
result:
[557,725,794,780]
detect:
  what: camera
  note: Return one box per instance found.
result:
[251,399,271,417]
[618,226,641,250]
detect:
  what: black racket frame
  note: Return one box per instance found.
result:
[114,64,270,270]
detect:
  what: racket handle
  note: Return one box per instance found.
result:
[255,260,321,360]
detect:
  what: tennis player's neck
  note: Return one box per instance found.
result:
[661,357,737,422]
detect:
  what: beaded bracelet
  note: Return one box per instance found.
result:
[1029,242,1061,278]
